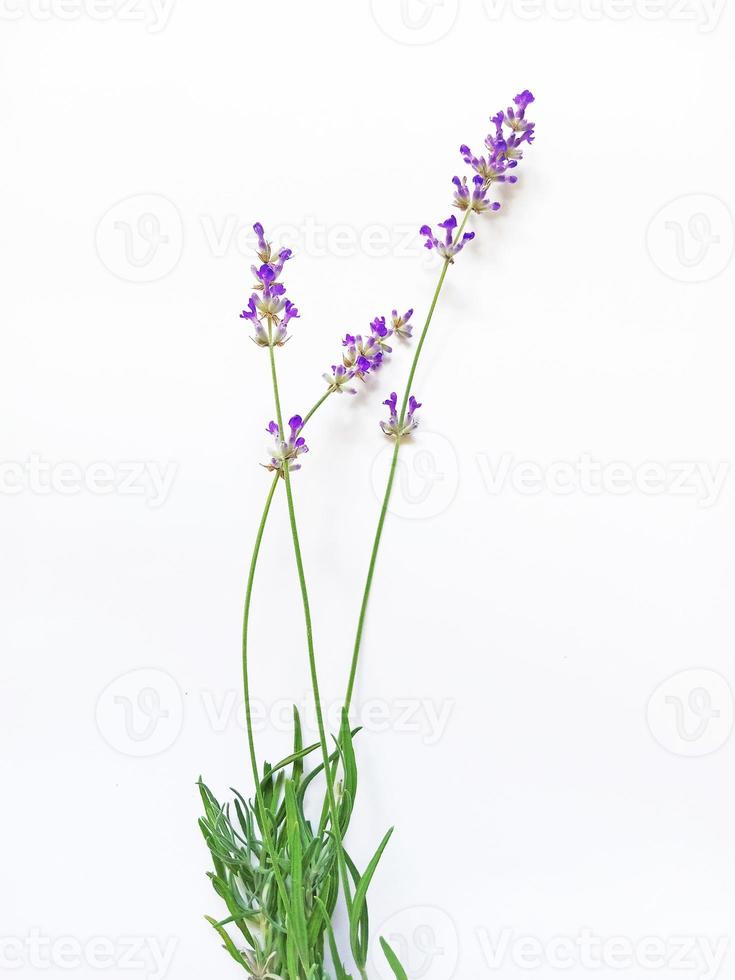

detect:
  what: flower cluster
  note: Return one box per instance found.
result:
[240,223,299,347]
[460,90,535,187]
[323,310,414,394]
[420,215,475,261]
[262,415,308,475]
[419,90,535,271]
[452,175,501,214]
[380,392,421,438]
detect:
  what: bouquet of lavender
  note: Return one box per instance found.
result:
[198,90,537,980]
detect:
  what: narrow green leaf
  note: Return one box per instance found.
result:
[285,929,300,980]
[339,710,357,799]
[204,916,246,968]
[380,937,408,980]
[315,897,353,980]
[292,705,304,784]
[349,827,394,968]
[285,781,310,970]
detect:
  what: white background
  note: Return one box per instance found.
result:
[1,1,734,978]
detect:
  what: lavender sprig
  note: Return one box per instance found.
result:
[201,90,537,980]
[346,90,536,713]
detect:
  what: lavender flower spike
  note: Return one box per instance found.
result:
[420,215,475,262]
[380,392,421,437]
[262,415,309,475]
[461,89,535,186]
[241,223,299,347]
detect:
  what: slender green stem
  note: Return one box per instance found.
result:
[239,470,292,915]
[266,341,355,916]
[241,472,279,790]
[343,210,473,711]
[302,389,332,427]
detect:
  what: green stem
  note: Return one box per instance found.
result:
[240,470,292,916]
[241,472,279,790]
[301,389,331,427]
[266,342,355,916]
[343,210,473,711]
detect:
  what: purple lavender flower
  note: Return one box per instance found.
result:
[341,321,389,379]
[323,363,357,395]
[251,248,292,289]
[460,89,535,186]
[419,215,476,262]
[252,222,292,267]
[391,308,414,340]
[322,308,413,393]
[370,316,393,355]
[263,414,309,475]
[241,224,299,347]
[505,90,536,132]
[452,175,501,214]
[459,146,519,185]
[380,392,422,437]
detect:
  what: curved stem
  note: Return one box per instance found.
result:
[343,211,472,711]
[240,470,292,914]
[242,472,279,790]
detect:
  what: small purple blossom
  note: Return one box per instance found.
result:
[323,363,358,395]
[380,392,422,437]
[419,215,475,262]
[391,308,414,340]
[251,222,293,267]
[459,146,519,185]
[263,414,309,475]
[452,175,501,214]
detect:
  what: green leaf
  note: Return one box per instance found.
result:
[285,781,310,970]
[380,937,408,980]
[204,916,246,969]
[339,710,358,800]
[349,827,394,969]
[285,928,300,980]
[315,897,353,980]
[292,705,305,784]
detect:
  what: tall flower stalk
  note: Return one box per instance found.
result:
[199,90,536,980]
